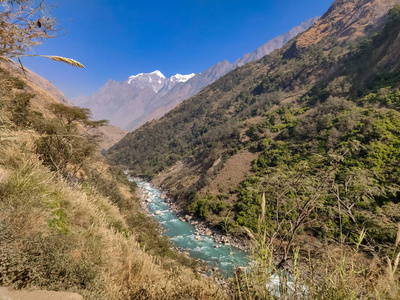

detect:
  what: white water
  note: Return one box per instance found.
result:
[135,180,249,276]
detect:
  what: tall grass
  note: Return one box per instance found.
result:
[0,143,226,299]
[234,205,400,299]
[0,66,228,299]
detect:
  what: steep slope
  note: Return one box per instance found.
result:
[0,59,224,299]
[4,62,72,105]
[4,62,127,150]
[283,0,398,58]
[108,0,400,258]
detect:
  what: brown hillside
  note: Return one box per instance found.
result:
[0,58,225,300]
[1,59,127,149]
[285,0,399,58]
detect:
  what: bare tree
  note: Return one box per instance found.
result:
[0,0,84,67]
[0,0,56,56]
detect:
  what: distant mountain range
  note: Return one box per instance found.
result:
[126,70,196,94]
[73,17,319,131]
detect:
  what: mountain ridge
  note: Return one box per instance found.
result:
[73,17,319,131]
[125,70,196,94]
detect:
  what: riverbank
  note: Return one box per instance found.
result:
[135,178,250,253]
[164,199,249,252]
[133,178,250,277]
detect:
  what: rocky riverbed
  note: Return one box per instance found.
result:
[138,179,250,252]
[133,178,249,275]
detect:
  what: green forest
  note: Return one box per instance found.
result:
[108,8,400,297]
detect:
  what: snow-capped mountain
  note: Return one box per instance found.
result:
[126,70,167,92]
[170,73,196,83]
[72,17,319,132]
[126,70,196,94]
[159,73,196,94]
[73,71,198,130]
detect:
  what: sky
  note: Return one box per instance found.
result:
[21,0,334,99]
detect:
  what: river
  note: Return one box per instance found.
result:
[135,180,249,276]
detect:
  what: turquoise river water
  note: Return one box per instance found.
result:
[135,180,249,276]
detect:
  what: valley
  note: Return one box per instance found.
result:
[2,0,400,299]
[108,0,400,297]
[135,180,249,276]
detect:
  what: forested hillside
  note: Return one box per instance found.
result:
[109,0,400,274]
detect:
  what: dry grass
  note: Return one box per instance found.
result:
[0,141,227,299]
[0,61,226,299]
[15,55,85,68]
[200,150,260,197]
[234,221,400,300]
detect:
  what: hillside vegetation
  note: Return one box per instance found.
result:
[0,61,226,299]
[108,1,400,298]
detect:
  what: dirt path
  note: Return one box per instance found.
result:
[0,287,83,300]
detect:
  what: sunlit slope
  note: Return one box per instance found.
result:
[108,0,400,248]
[0,60,226,299]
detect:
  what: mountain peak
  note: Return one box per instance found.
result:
[126,70,168,92]
[171,73,196,83]
[125,71,198,95]
[150,70,166,78]
[127,70,166,82]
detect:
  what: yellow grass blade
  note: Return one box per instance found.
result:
[11,54,85,68]
[261,192,266,219]
[44,55,85,68]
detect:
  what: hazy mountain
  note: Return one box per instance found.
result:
[233,16,320,67]
[73,71,196,130]
[73,17,319,131]
[124,60,235,130]
[74,79,155,129]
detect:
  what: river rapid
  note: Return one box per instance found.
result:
[134,180,249,276]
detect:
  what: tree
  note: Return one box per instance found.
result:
[33,103,108,174]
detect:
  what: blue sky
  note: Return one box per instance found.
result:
[22,0,334,99]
